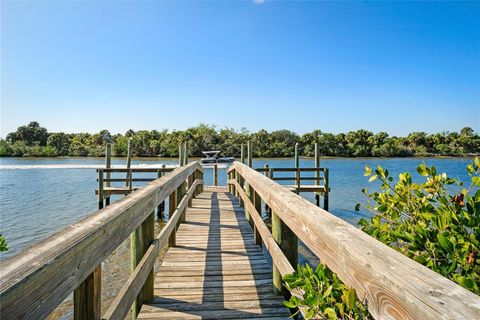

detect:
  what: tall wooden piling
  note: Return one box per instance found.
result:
[213,164,218,186]
[157,165,166,220]
[183,142,188,166]
[294,143,300,193]
[324,168,329,210]
[315,142,320,206]
[105,143,112,206]
[125,138,132,188]
[240,143,245,164]
[247,141,252,168]
[178,144,183,167]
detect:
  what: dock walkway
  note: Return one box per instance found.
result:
[138,188,290,319]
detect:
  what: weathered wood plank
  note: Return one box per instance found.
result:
[138,189,289,320]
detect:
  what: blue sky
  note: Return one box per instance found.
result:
[1,1,479,137]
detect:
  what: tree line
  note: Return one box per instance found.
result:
[0,121,478,158]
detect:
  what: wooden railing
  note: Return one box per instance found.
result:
[227,161,480,320]
[0,161,204,320]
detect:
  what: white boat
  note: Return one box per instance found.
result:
[200,151,235,165]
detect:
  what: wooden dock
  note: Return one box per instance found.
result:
[137,188,290,319]
[2,142,480,320]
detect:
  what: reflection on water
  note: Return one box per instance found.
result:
[0,156,473,318]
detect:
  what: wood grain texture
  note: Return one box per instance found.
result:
[137,189,290,320]
[228,161,480,320]
[0,162,203,320]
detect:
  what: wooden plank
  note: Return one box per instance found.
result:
[137,308,290,319]
[0,162,203,320]
[229,162,480,320]
[138,189,289,320]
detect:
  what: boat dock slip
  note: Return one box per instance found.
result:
[138,188,290,319]
[1,142,479,320]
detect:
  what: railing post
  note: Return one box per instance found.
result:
[324,168,329,211]
[130,225,143,318]
[75,171,104,320]
[98,170,104,209]
[272,210,298,296]
[130,210,154,317]
[177,183,186,223]
[245,181,252,224]
[199,169,204,193]
[228,170,232,193]
[169,189,177,246]
[236,171,244,208]
[188,173,194,207]
[157,165,166,220]
[142,212,155,303]
[263,164,271,216]
[253,190,262,247]
[73,265,101,320]
[213,164,218,186]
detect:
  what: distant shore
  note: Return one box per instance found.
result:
[2,122,479,158]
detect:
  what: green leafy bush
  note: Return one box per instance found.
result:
[283,264,371,319]
[357,157,480,294]
[0,234,8,252]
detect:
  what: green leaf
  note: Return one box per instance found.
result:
[458,277,475,289]
[368,175,378,182]
[437,233,454,253]
[472,176,480,186]
[413,255,427,264]
[283,300,297,308]
[417,164,428,176]
[355,203,361,211]
[364,166,372,176]
[324,308,337,320]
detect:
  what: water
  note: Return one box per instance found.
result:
[0,157,472,317]
[0,157,472,259]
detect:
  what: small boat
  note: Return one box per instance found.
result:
[201,151,235,165]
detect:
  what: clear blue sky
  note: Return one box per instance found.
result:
[1,1,479,137]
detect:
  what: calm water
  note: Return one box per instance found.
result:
[0,156,471,260]
[0,157,471,318]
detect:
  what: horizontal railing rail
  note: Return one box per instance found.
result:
[255,167,326,172]
[97,168,175,173]
[228,161,480,320]
[0,161,204,320]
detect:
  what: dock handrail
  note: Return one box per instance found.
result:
[228,161,480,320]
[0,161,204,320]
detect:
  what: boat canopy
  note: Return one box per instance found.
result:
[201,151,221,158]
